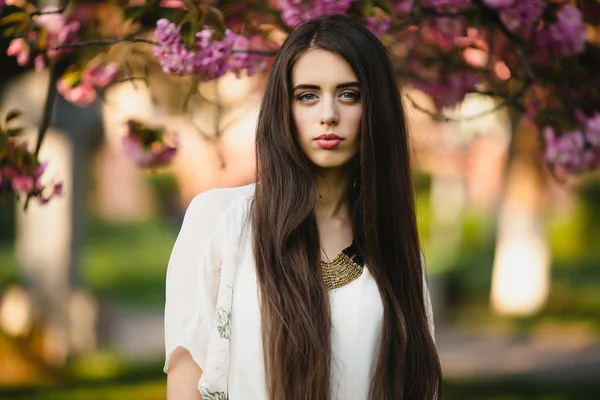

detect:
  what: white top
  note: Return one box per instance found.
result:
[164,183,435,399]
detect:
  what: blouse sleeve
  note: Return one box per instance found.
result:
[163,190,228,373]
[422,254,436,343]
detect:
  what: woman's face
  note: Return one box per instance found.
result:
[291,49,362,170]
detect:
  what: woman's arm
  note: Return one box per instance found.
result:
[167,347,204,400]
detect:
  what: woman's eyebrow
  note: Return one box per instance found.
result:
[292,81,360,91]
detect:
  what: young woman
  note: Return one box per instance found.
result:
[164,14,442,400]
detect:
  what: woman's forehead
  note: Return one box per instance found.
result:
[291,49,358,87]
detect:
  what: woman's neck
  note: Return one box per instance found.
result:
[314,167,354,220]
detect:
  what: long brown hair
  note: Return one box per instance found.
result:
[251,14,442,400]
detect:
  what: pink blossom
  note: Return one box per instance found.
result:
[69,3,98,25]
[47,21,80,59]
[421,17,466,52]
[39,182,63,204]
[493,61,511,80]
[122,136,177,168]
[585,113,600,147]
[365,15,392,37]
[277,0,355,28]
[544,126,600,173]
[35,8,68,34]
[455,27,488,49]
[34,55,46,71]
[391,0,414,18]
[152,19,198,75]
[57,79,97,107]
[33,162,47,180]
[421,0,472,13]
[410,71,477,110]
[12,175,34,194]
[232,34,270,76]
[457,29,511,80]
[463,47,488,68]
[153,19,267,80]
[532,5,586,63]
[482,0,544,38]
[129,0,186,7]
[6,38,30,67]
[1,148,62,201]
[547,5,586,57]
[81,61,119,88]
[159,0,187,8]
[34,7,80,59]
[226,35,250,76]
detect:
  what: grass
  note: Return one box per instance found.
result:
[3,375,600,399]
[81,215,179,308]
[0,213,179,308]
[443,378,600,400]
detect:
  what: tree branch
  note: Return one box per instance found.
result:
[405,81,529,123]
[390,5,480,32]
[52,37,157,50]
[231,49,278,56]
[35,65,60,158]
[24,62,61,210]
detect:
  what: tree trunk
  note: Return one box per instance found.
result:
[490,113,550,316]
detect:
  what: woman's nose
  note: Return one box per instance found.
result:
[320,98,339,126]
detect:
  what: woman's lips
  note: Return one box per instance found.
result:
[315,134,343,149]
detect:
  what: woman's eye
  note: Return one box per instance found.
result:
[340,91,360,101]
[298,93,317,102]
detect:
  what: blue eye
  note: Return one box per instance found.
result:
[340,91,360,101]
[298,93,317,102]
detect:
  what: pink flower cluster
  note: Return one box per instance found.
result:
[6,7,80,71]
[121,120,178,168]
[410,70,477,110]
[533,5,586,62]
[0,141,63,204]
[5,6,80,70]
[392,0,414,18]
[421,16,467,52]
[364,15,392,37]
[544,113,600,173]
[57,61,119,107]
[483,1,586,61]
[128,0,187,8]
[421,0,472,13]
[152,19,266,81]
[484,0,544,38]
[277,0,355,28]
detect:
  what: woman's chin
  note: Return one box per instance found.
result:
[309,156,354,171]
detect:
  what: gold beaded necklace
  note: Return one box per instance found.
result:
[320,241,365,291]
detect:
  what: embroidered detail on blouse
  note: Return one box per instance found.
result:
[214,306,232,339]
[200,388,227,400]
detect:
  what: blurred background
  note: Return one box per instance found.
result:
[1,7,600,400]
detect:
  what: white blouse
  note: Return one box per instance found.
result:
[164,183,435,399]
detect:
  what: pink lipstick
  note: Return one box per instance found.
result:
[315,134,343,149]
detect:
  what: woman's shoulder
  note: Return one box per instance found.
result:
[184,183,255,234]
[189,183,255,209]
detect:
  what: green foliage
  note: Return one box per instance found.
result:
[82,215,177,307]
